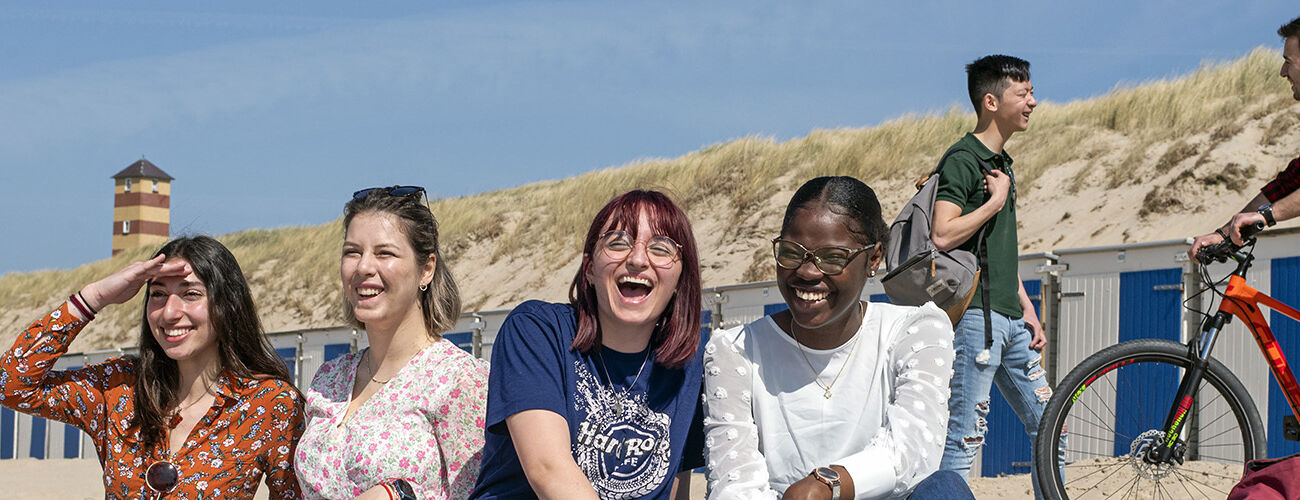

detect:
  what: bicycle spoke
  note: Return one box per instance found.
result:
[1194,409,1236,436]
[1195,453,1247,463]
[1196,425,1243,445]
[1064,459,1127,487]
[1114,472,1142,500]
[1168,466,1231,497]
[1073,392,1132,443]
[1067,415,1123,440]
[1169,463,1241,483]
[1101,373,1126,427]
[1195,442,1245,448]
[1063,459,1125,490]
[1173,473,1198,500]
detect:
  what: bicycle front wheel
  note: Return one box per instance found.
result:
[1034,338,1265,500]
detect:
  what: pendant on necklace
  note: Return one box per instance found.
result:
[612,397,624,417]
[823,388,833,399]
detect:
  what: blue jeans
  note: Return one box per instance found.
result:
[939,309,1054,500]
[908,470,975,499]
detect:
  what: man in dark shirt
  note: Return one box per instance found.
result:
[1190,16,1300,257]
[933,54,1054,499]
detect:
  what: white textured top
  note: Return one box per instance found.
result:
[703,302,954,500]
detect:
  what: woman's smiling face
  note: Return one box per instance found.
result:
[585,208,683,340]
[776,202,880,334]
[340,211,434,331]
[146,258,219,367]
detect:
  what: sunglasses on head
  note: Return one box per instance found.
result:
[352,185,427,201]
[146,460,180,498]
[352,185,432,214]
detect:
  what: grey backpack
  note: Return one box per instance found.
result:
[881,146,992,325]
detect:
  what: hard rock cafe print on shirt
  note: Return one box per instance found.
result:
[571,359,673,498]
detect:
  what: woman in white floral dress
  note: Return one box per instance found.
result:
[296,186,489,500]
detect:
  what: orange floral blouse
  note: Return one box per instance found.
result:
[0,302,305,499]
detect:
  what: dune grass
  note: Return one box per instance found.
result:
[0,47,1291,349]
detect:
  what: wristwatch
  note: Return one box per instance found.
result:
[810,466,841,500]
[1258,203,1277,227]
[392,479,417,500]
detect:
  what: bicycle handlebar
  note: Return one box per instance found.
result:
[1195,221,1267,265]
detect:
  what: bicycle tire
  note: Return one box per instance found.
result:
[1034,339,1265,500]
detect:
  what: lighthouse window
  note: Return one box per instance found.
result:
[122,221,130,235]
[124,179,132,193]
[152,179,159,193]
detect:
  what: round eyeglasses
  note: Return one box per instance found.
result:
[772,238,875,276]
[145,460,180,498]
[598,231,682,268]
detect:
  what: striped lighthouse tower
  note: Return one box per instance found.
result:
[111,156,173,256]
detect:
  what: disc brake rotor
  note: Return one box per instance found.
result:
[1128,429,1177,481]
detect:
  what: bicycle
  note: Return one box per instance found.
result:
[1033,221,1300,499]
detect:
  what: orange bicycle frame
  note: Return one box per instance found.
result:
[1221,274,1300,418]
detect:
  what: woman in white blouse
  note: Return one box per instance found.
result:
[703,177,973,500]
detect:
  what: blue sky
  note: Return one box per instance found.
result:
[1,1,1295,274]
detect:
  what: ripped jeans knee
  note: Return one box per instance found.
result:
[961,400,991,453]
[1034,384,1054,403]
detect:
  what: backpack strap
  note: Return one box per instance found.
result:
[936,146,998,352]
[933,145,994,178]
[969,154,996,354]
[976,222,994,354]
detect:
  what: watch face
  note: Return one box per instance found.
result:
[815,467,840,482]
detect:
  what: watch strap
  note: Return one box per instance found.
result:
[1259,203,1277,227]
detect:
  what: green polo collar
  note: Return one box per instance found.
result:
[959,132,1013,167]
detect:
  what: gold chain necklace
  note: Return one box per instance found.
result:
[169,376,216,422]
[793,300,865,399]
[366,349,391,384]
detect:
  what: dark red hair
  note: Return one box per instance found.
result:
[568,190,701,369]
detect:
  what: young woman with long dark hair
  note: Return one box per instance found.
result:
[0,235,303,499]
[470,189,705,500]
[295,186,489,500]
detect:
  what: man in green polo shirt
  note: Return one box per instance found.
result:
[933,54,1053,499]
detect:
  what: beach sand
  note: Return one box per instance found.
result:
[0,459,1060,499]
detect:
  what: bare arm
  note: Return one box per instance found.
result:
[670,470,692,500]
[1018,275,1046,351]
[932,170,1011,251]
[1271,189,1300,224]
[1188,191,1297,258]
[506,409,600,500]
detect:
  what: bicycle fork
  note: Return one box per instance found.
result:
[1143,312,1232,465]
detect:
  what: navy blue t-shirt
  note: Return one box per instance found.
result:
[470,300,705,499]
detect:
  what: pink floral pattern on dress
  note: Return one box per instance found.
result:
[296,340,489,500]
